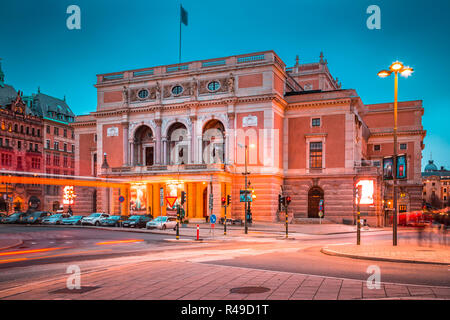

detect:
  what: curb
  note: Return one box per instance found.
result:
[0,239,24,251]
[320,247,450,266]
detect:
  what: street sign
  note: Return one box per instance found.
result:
[318,211,324,218]
[239,190,252,202]
[209,193,213,210]
[166,196,177,208]
[119,195,125,203]
[210,214,217,224]
[160,188,164,207]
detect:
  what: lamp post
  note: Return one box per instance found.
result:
[378,61,413,246]
[238,142,255,234]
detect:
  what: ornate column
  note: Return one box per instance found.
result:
[162,137,168,165]
[128,138,134,166]
[155,119,162,165]
[122,121,129,166]
[189,115,197,164]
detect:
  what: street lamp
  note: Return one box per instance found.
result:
[378,61,413,246]
[238,142,255,234]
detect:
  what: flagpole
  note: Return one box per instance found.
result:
[179,4,182,70]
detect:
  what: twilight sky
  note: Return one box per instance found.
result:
[1,0,449,170]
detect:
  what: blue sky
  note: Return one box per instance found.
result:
[1,0,449,169]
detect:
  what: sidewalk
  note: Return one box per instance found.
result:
[0,239,23,251]
[0,259,448,300]
[321,242,450,265]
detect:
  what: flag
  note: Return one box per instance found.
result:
[180,5,188,26]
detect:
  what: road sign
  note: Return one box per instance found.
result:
[239,190,252,202]
[318,211,324,218]
[160,188,164,207]
[166,196,177,208]
[119,195,125,203]
[209,193,213,210]
[210,214,217,224]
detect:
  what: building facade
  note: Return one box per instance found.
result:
[422,160,450,209]
[74,51,426,226]
[0,61,76,213]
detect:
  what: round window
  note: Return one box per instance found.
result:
[171,85,183,95]
[207,81,221,92]
[138,89,149,99]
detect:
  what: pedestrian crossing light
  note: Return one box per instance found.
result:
[227,194,231,206]
[279,195,285,208]
[181,191,186,205]
[286,196,292,206]
[221,196,226,206]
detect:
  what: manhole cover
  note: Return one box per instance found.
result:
[230,286,271,294]
[49,286,101,294]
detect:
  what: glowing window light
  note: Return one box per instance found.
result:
[356,180,374,205]
[63,186,76,205]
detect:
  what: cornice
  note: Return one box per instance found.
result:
[286,97,352,110]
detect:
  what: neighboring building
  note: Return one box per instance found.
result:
[74,50,426,226]
[422,160,450,209]
[28,91,76,211]
[0,61,44,213]
[0,61,76,213]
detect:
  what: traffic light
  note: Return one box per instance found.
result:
[221,196,226,206]
[181,191,186,205]
[286,196,291,206]
[227,194,231,206]
[279,195,285,208]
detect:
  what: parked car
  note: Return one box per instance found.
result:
[62,215,84,225]
[81,213,110,226]
[100,215,127,227]
[122,215,151,228]
[24,211,52,224]
[146,216,177,230]
[2,212,26,224]
[42,214,67,225]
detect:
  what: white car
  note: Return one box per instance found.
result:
[146,216,177,230]
[81,213,110,226]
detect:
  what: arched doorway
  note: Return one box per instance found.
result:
[133,125,154,166]
[167,122,189,165]
[202,119,225,164]
[308,187,324,218]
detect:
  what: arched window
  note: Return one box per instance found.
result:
[202,119,225,164]
[133,125,154,166]
[167,122,189,165]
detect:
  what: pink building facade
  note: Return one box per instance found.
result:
[74,51,425,226]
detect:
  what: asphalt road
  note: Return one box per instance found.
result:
[0,224,448,291]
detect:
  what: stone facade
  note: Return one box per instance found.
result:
[74,51,426,226]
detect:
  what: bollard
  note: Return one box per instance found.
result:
[196,224,199,241]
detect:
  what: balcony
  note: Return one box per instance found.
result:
[108,163,226,176]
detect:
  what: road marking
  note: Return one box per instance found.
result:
[0,247,66,257]
[96,239,144,246]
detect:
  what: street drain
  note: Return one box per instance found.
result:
[49,286,101,294]
[230,287,271,294]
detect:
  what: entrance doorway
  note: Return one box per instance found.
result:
[145,147,154,166]
[308,187,324,218]
[202,188,207,218]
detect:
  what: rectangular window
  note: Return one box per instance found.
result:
[374,145,381,151]
[1,154,12,166]
[54,142,59,151]
[17,141,21,150]
[64,129,67,138]
[53,155,60,166]
[31,158,41,169]
[400,143,407,150]
[72,145,75,153]
[311,118,321,127]
[17,156,22,169]
[63,156,68,167]
[309,142,323,169]
[54,127,58,135]
[0,138,2,146]
[37,129,41,137]
[34,144,38,152]
[64,143,67,152]
[47,126,50,134]
[46,154,51,165]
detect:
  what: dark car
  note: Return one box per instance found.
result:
[100,215,128,227]
[2,212,26,224]
[24,211,52,224]
[122,215,151,228]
